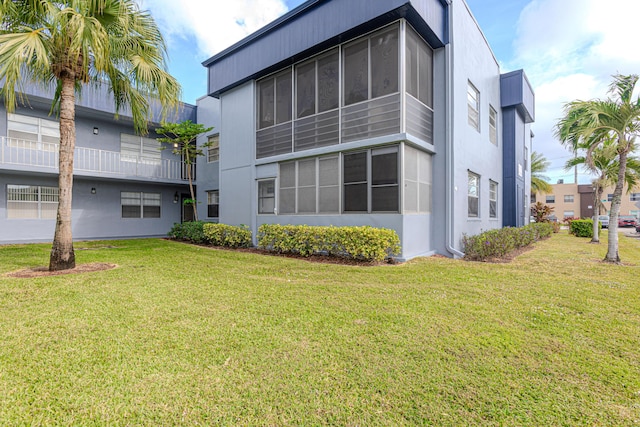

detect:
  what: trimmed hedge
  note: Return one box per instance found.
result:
[569,219,599,238]
[203,223,252,248]
[167,221,207,244]
[462,223,553,261]
[257,224,401,262]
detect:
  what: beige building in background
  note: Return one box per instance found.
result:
[533,182,640,221]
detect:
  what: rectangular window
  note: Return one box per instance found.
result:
[257,69,292,129]
[343,26,398,106]
[404,145,432,214]
[405,26,433,107]
[7,185,58,219]
[371,147,399,212]
[278,156,340,214]
[343,151,368,212]
[489,106,497,145]
[120,133,161,163]
[468,172,479,217]
[607,194,614,202]
[7,113,59,151]
[546,195,555,203]
[564,195,574,203]
[258,180,275,214]
[207,135,219,162]
[630,193,640,201]
[121,192,161,218]
[563,210,574,218]
[467,81,480,131]
[207,190,219,218]
[489,180,498,218]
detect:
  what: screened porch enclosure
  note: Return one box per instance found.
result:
[256,21,434,159]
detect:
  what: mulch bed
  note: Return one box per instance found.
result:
[6,263,117,278]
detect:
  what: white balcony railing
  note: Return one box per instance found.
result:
[0,136,188,182]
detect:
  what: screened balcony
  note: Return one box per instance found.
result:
[0,136,191,182]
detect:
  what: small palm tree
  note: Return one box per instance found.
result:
[531,151,553,195]
[565,138,640,243]
[0,0,181,270]
[556,74,640,263]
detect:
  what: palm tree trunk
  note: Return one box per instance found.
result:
[49,76,76,271]
[605,151,628,263]
[591,184,600,243]
[186,151,197,221]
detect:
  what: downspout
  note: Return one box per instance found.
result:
[444,0,465,258]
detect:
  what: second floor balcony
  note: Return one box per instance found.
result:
[0,136,193,183]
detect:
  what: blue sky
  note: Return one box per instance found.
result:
[146,0,640,185]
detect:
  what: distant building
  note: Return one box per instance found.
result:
[533,183,640,220]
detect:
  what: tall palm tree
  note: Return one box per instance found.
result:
[565,138,640,243]
[530,151,553,195]
[556,74,640,263]
[0,0,181,270]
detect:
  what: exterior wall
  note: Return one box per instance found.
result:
[195,95,221,221]
[0,173,183,243]
[218,82,256,229]
[447,0,503,252]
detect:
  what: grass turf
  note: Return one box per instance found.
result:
[0,231,639,425]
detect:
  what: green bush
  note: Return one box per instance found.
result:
[569,219,598,238]
[203,223,253,248]
[462,223,553,261]
[257,224,401,262]
[168,221,207,244]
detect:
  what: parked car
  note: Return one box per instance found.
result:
[598,215,609,228]
[618,215,638,227]
[636,223,640,233]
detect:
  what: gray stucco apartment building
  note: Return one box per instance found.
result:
[1,0,534,260]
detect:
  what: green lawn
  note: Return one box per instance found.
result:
[1,231,639,425]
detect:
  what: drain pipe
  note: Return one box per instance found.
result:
[444,0,465,258]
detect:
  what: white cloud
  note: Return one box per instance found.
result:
[507,0,640,183]
[141,0,288,57]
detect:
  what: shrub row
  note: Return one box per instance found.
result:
[257,224,401,262]
[569,219,599,238]
[462,222,553,261]
[167,221,252,248]
[167,221,207,244]
[203,223,252,248]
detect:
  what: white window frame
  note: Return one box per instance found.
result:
[207,134,219,163]
[489,105,497,145]
[6,184,59,219]
[467,81,480,131]
[258,180,276,215]
[207,190,219,218]
[120,133,161,164]
[630,193,640,202]
[564,195,574,203]
[7,113,60,151]
[489,180,498,218]
[546,195,555,204]
[468,172,480,218]
[121,191,161,218]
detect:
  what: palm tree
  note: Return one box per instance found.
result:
[531,151,553,195]
[0,0,181,270]
[565,138,640,243]
[556,74,640,263]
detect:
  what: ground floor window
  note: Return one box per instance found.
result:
[563,210,574,219]
[344,146,399,213]
[489,180,498,218]
[258,180,275,214]
[468,172,479,218]
[207,190,219,218]
[7,185,58,219]
[121,192,161,218]
[275,144,429,216]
